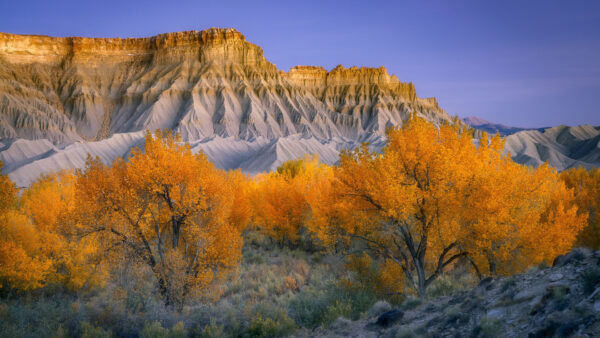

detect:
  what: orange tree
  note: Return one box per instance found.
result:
[251,156,321,246]
[0,162,55,290]
[561,167,600,249]
[308,116,584,298]
[74,131,246,309]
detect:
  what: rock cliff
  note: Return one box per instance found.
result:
[0,28,449,186]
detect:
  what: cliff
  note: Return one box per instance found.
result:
[0,28,450,186]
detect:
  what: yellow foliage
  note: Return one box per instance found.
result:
[561,167,600,248]
[251,155,324,245]
[74,130,245,308]
[308,116,585,297]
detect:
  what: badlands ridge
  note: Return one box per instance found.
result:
[0,28,597,186]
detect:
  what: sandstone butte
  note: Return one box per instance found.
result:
[0,28,451,186]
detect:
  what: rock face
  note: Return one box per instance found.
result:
[293,248,600,338]
[0,28,449,186]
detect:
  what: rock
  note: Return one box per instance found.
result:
[514,285,547,303]
[478,276,494,287]
[486,308,506,319]
[554,248,593,267]
[368,301,392,317]
[375,309,404,328]
[548,273,564,282]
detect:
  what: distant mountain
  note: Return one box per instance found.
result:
[462,116,546,136]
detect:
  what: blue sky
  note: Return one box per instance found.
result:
[1,0,599,127]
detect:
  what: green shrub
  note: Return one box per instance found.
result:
[478,317,503,338]
[81,322,112,338]
[200,319,225,338]
[427,276,459,298]
[400,297,422,311]
[140,321,187,338]
[323,300,353,326]
[247,313,295,337]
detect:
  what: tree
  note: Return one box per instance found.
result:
[308,116,584,297]
[251,156,320,246]
[0,161,53,290]
[74,130,245,309]
[561,167,600,249]
[0,169,107,291]
[20,172,107,289]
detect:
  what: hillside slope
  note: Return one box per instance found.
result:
[294,248,600,337]
[505,124,600,171]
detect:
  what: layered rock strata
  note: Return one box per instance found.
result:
[0,28,449,186]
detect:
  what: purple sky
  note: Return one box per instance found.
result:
[1,0,599,127]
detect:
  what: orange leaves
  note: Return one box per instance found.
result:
[560,167,600,248]
[309,116,586,297]
[74,130,246,307]
[251,155,323,245]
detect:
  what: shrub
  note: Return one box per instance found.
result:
[399,297,422,311]
[200,319,225,338]
[81,322,112,338]
[140,321,187,338]
[478,317,503,338]
[247,313,295,337]
[582,268,600,294]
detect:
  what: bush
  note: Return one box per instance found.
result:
[81,322,112,338]
[140,321,187,338]
[479,317,503,338]
[582,268,600,294]
[399,297,422,311]
[428,276,461,298]
[247,313,295,337]
[289,283,376,328]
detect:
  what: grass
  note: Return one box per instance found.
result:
[0,231,378,337]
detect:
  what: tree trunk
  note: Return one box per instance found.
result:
[172,216,180,249]
[415,257,427,298]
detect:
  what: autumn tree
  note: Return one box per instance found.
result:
[0,169,107,291]
[308,116,584,297]
[0,162,53,290]
[20,172,107,289]
[561,167,600,248]
[75,130,246,309]
[251,156,322,246]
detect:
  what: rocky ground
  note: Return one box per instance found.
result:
[293,248,600,337]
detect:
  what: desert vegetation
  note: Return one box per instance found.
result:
[0,116,596,337]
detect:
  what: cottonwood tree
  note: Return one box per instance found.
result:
[75,131,246,309]
[308,116,584,297]
[251,156,321,246]
[0,162,53,290]
[561,167,600,249]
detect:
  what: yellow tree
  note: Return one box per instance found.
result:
[309,116,584,297]
[20,172,107,289]
[0,161,53,290]
[75,130,244,309]
[251,156,320,246]
[561,167,600,248]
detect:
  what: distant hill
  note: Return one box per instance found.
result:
[462,116,546,136]
[505,124,600,171]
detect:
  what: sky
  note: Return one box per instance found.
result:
[1,0,599,128]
